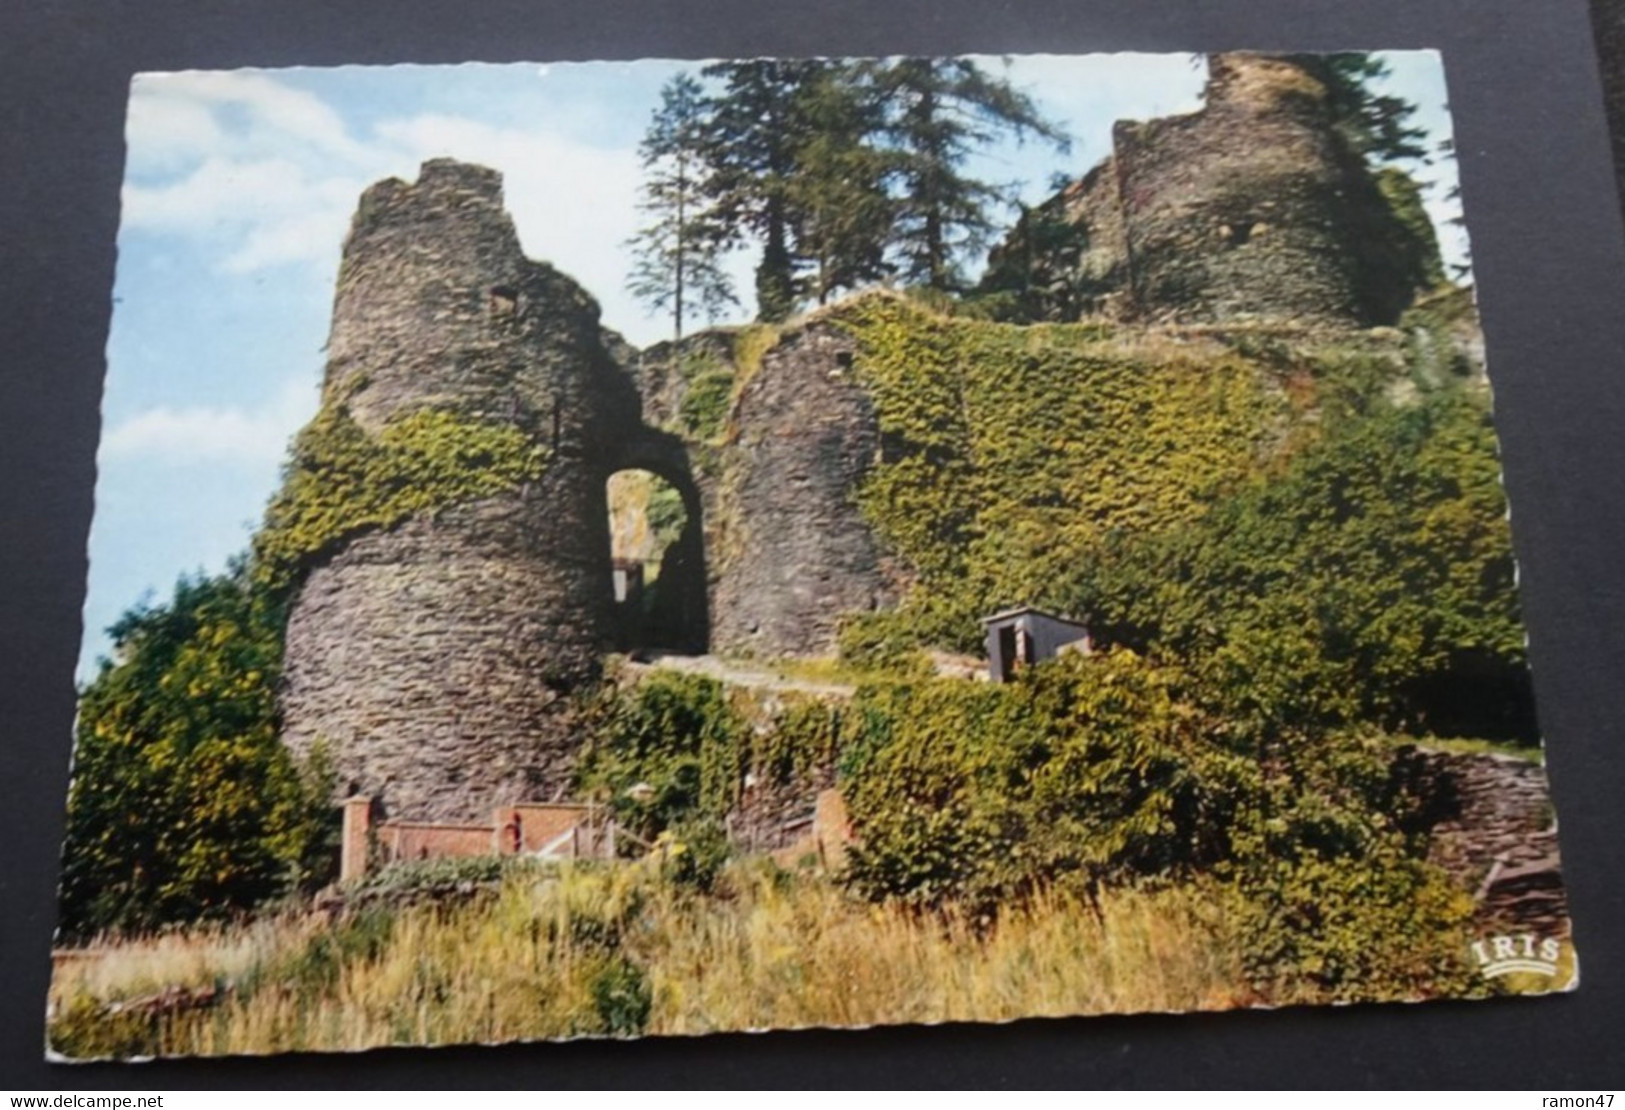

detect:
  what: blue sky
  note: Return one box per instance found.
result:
[80,51,1467,679]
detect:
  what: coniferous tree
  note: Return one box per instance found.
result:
[627,74,737,341]
[1292,53,1450,297]
[696,59,828,322]
[1295,53,1429,167]
[788,63,898,304]
[875,58,1069,290]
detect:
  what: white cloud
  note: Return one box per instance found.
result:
[119,67,679,337]
[120,73,653,318]
[122,152,375,277]
[223,205,358,273]
[131,69,373,166]
[101,374,320,466]
[124,155,339,228]
[125,91,224,167]
[376,113,644,316]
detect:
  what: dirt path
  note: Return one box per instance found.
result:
[625,654,856,698]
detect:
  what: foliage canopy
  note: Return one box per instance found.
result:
[60,568,335,938]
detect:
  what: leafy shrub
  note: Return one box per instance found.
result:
[589,956,654,1036]
[1076,385,1531,739]
[841,650,1258,915]
[839,648,1472,999]
[59,567,335,939]
[576,672,852,850]
[658,816,732,893]
[573,671,746,841]
[253,401,548,593]
[1227,843,1477,1002]
[1210,725,1478,999]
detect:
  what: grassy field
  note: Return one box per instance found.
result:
[50,859,1255,1058]
[47,856,1570,1060]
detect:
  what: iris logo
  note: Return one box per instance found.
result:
[1470,933,1562,978]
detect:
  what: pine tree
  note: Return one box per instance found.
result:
[627,74,737,341]
[696,59,828,323]
[1296,53,1429,167]
[875,58,1069,290]
[787,63,898,304]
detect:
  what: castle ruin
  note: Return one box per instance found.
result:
[277,54,1445,824]
[276,160,897,821]
[984,53,1437,325]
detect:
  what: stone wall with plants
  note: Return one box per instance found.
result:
[277,159,645,821]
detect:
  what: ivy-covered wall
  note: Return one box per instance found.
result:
[278,159,642,821]
[254,401,549,595]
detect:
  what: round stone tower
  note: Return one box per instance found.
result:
[1111,52,1419,326]
[1024,52,1431,327]
[279,159,640,822]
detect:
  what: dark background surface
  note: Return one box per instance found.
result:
[3,0,1624,1088]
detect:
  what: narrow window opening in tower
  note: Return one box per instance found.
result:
[489,284,520,321]
[605,469,707,657]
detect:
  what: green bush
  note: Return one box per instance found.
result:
[841,649,1258,915]
[839,649,1473,1000]
[59,567,336,939]
[1227,843,1477,1002]
[573,671,746,841]
[658,816,732,894]
[589,956,653,1036]
[1076,384,1530,738]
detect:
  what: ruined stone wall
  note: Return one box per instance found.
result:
[1059,162,1134,316]
[1002,53,1427,327]
[1114,54,1380,325]
[281,159,641,821]
[727,761,839,854]
[1405,748,1568,936]
[631,329,738,432]
[710,323,903,657]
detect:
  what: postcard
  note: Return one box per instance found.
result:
[47,49,1575,1059]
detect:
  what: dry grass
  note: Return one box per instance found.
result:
[53,857,1570,1060]
[48,861,1250,1059]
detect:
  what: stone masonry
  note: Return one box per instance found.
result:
[281,159,646,822]
[1407,748,1569,936]
[992,53,1430,326]
[711,323,905,656]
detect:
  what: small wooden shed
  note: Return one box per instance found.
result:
[982,606,1093,682]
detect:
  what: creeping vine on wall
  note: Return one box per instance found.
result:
[253,402,550,594]
[825,294,1293,650]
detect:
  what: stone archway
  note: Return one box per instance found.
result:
[603,427,710,656]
